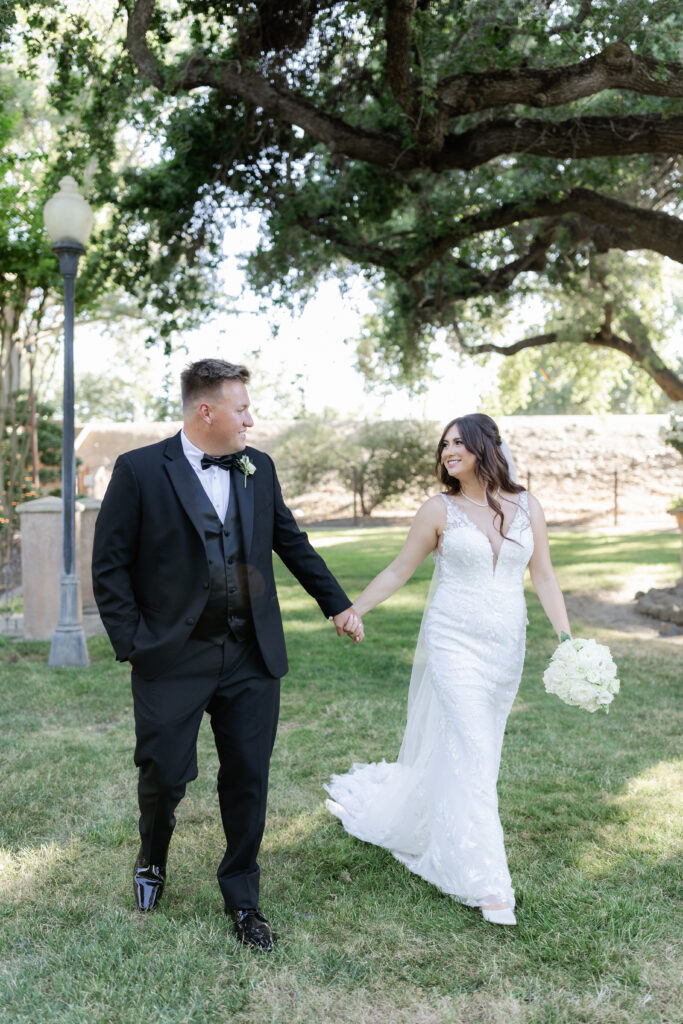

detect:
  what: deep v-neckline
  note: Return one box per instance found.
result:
[445,494,521,573]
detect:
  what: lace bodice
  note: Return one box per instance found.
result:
[435,491,534,591]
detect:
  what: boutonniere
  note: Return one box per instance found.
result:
[236,454,256,488]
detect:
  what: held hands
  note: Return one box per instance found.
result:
[330,606,364,644]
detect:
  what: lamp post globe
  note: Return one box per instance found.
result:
[43,175,94,248]
[43,175,93,668]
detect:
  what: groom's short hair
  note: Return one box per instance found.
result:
[181,358,251,407]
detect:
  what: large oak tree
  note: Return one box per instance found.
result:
[10,0,683,398]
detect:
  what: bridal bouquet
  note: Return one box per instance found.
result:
[543,636,620,713]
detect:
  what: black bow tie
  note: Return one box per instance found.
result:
[200,453,238,471]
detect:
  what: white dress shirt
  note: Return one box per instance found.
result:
[181,429,230,523]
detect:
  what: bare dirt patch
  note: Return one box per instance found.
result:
[566,570,683,645]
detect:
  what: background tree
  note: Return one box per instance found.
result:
[662,405,683,458]
[0,392,61,606]
[274,413,343,498]
[345,420,435,516]
[0,67,70,564]
[0,394,63,496]
[9,0,681,402]
[54,334,183,422]
[483,345,678,416]
[481,252,682,413]
[0,5,228,562]
[273,415,435,517]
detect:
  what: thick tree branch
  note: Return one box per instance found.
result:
[408,225,559,310]
[383,0,443,151]
[458,331,561,357]
[547,0,593,37]
[437,43,683,116]
[406,188,683,274]
[296,208,557,290]
[435,114,683,171]
[298,210,557,307]
[454,325,683,401]
[125,0,404,165]
[385,0,418,116]
[126,4,683,173]
[125,0,164,88]
[296,188,683,283]
[117,0,683,401]
[296,217,407,275]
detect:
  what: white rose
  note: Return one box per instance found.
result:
[569,681,596,705]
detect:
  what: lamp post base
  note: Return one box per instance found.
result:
[48,573,89,667]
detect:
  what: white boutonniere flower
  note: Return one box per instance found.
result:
[236,455,256,487]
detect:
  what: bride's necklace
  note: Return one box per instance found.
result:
[460,486,500,507]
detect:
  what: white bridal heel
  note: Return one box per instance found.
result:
[481,904,517,926]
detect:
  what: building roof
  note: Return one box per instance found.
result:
[74,420,286,469]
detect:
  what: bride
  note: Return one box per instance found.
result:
[326,414,572,926]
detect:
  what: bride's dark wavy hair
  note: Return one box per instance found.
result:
[435,413,524,539]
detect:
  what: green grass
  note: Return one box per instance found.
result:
[538,531,679,593]
[0,529,681,1023]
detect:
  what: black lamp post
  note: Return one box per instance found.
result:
[43,175,93,667]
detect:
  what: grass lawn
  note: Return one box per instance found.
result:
[0,529,681,1024]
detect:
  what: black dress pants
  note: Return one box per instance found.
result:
[131,634,280,909]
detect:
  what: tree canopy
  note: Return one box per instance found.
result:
[0,13,222,540]
[7,0,683,398]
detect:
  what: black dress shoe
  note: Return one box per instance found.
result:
[133,854,166,912]
[228,908,274,951]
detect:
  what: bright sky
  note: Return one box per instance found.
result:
[75,215,498,422]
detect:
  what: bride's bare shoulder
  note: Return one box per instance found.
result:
[422,493,449,511]
[414,494,448,524]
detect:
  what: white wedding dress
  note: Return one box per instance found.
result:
[326,491,534,909]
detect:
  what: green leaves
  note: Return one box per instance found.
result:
[2,0,682,399]
[273,415,436,516]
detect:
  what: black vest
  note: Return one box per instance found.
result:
[192,475,254,644]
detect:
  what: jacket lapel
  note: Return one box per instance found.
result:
[163,432,209,545]
[233,453,254,555]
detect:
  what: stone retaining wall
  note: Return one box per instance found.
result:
[497,415,680,529]
[280,415,681,530]
[74,414,682,530]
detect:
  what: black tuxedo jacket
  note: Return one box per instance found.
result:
[91,432,350,679]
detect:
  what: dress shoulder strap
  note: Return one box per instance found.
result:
[440,492,465,527]
[515,489,533,534]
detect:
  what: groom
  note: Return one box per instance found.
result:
[92,358,361,951]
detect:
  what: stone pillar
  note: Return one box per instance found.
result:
[17,497,84,641]
[77,497,101,613]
